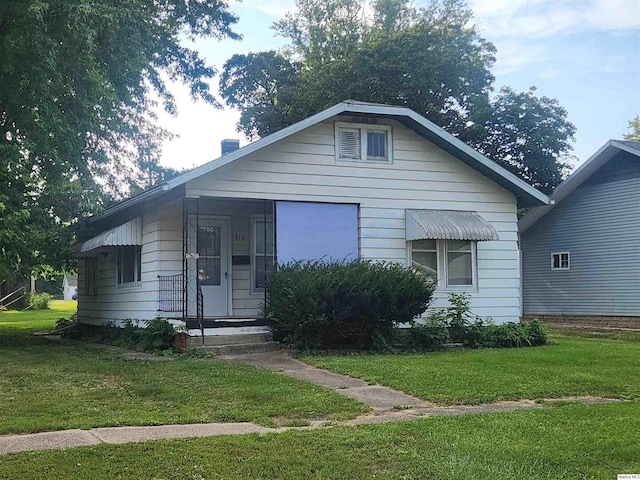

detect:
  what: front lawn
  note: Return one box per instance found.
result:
[0,305,367,435]
[302,336,640,404]
[0,299,76,332]
[1,401,638,479]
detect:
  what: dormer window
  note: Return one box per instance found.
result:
[335,122,392,163]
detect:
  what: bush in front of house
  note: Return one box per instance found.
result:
[409,293,548,350]
[266,258,436,350]
[63,318,179,353]
[29,292,52,310]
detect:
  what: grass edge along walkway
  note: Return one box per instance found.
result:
[0,396,621,455]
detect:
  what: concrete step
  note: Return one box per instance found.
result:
[187,333,271,348]
[195,341,281,355]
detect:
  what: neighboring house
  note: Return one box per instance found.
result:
[62,275,78,300]
[520,140,640,319]
[77,100,549,338]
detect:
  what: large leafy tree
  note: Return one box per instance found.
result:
[471,87,576,193]
[220,0,575,195]
[0,0,238,285]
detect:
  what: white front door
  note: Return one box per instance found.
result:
[189,218,230,316]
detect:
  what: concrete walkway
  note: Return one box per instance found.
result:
[216,351,433,411]
[0,349,620,456]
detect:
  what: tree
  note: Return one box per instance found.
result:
[0,0,238,283]
[471,87,576,194]
[623,116,640,142]
[220,52,301,139]
[220,0,575,195]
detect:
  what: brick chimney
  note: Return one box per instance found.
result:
[221,139,240,155]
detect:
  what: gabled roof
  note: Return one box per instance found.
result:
[519,140,640,233]
[93,100,550,223]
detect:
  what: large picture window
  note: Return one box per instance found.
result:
[117,246,142,285]
[410,239,476,289]
[252,217,274,291]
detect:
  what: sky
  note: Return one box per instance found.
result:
[156,0,640,174]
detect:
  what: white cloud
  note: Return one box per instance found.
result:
[470,0,640,39]
[491,41,546,76]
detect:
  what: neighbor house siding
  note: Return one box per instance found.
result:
[522,151,640,316]
[186,117,520,323]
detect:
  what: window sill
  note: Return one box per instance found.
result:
[336,158,393,165]
[435,285,478,294]
[116,282,142,290]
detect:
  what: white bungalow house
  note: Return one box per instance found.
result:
[77,101,549,341]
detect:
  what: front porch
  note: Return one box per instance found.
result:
[155,196,276,343]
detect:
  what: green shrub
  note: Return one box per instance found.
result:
[63,318,178,353]
[408,317,451,349]
[28,292,52,310]
[525,319,548,346]
[265,259,436,350]
[409,294,548,350]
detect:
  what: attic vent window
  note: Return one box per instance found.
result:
[335,122,392,163]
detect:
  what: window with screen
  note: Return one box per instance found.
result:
[117,246,142,285]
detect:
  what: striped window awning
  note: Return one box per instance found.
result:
[406,210,499,242]
[80,217,143,253]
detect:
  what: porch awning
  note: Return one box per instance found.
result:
[406,210,499,241]
[80,217,143,253]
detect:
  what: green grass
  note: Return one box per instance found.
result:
[1,401,638,479]
[0,299,76,331]
[302,337,640,404]
[548,326,640,343]
[0,304,368,435]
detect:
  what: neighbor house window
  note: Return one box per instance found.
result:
[252,217,274,291]
[335,122,392,163]
[551,252,570,270]
[86,258,98,297]
[117,246,142,285]
[409,240,476,288]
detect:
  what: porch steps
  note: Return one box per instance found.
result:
[187,333,280,355]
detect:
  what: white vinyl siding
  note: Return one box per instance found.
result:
[186,116,520,323]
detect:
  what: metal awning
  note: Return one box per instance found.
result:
[80,217,143,252]
[406,210,499,241]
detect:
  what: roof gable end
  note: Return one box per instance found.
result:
[94,101,550,223]
[519,140,640,233]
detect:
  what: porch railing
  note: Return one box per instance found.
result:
[158,274,183,312]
